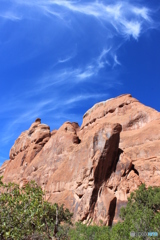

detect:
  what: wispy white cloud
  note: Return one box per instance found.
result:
[75,66,95,81]
[1,0,158,39]
[58,55,73,63]
[97,48,111,68]
[44,1,157,39]
[37,67,92,90]
[121,20,141,39]
[65,93,106,105]
[113,55,121,67]
[11,100,53,125]
[0,12,21,21]
[36,47,116,89]
[132,7,151,21]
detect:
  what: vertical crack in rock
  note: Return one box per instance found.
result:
[89,124,122,225]
[108,197,117,226]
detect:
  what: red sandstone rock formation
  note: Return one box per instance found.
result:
[1,94,160,226]
[0,160,9,177]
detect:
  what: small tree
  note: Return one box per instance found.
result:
[0,177,72,240]
[111,184,160,240]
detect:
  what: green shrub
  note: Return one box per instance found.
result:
[69,222,111,240]
[111,184,160,240]
[1,176,159,240]
[0,177,72,240]
[69,184,160,240]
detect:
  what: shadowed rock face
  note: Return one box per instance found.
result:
[1,94,160,226]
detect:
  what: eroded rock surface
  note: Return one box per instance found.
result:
[3,118,51,183]
[1,94,160,226]
[0,160,9,177]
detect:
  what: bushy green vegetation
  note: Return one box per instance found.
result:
[0,176,159,240]
[111,183,160,240]
[69,222,111,240]
[68,184,160,240]
[0,177,72,239]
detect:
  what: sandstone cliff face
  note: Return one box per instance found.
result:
[0,160,9,177]
[3,118,51,183]
[1,94,160,226]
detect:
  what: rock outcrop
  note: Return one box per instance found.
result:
[0,160,9,177]
[1,94,160,226]
[3,118,51,183]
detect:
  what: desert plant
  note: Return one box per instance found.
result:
[0,177,72,240]
[111,184,160,240]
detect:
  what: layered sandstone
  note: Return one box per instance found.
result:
[1,94,160,226]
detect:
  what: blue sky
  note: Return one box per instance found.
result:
[0,0,160,165]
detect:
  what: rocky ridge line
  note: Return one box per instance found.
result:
[1,94,160,226]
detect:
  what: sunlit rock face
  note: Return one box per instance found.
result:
[1,94,160,226]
